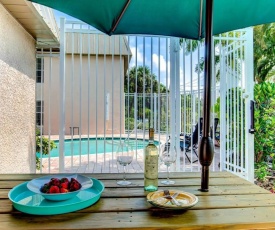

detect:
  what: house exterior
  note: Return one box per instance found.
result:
[0,0,130,173]
[36,32,131,136]
[0,0,59,173]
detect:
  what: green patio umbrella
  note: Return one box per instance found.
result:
[28,0,275,39]
[27,0,275,191]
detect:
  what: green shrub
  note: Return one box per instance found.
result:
[254,82,275,181]
[255,162,269,181]
[36,128,57,170]
[254,83,275,164]
[125,117,135,131]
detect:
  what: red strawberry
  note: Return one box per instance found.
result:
[60,182,69,189]
[49,185,60,193]
[69,180,81,191]
[60,187,69,193]
[50,178,60,186]
[61,178,69,183]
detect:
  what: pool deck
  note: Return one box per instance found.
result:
[38,134,221,174]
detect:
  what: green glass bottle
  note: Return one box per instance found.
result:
[144,128,158,191]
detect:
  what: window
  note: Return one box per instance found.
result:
[36,101,44,126]
[36,58,44,83]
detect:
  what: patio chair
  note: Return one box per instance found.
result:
[179,117,203,163]
[210,118,220,147]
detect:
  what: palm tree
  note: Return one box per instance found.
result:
[182,32,245,83]
[124,66,167,93]
[181,25,275,84]
[124,66,168,129]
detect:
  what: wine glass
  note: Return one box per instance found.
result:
[160,144,177,185]
[116,141,134,186]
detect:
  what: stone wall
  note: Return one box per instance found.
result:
[0,3,36,173]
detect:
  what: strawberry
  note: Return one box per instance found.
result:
[50,178,60,186]
[60,187,69,193]
[40,177,82,194]
[60,182,69,189]
[49,185,60,193]
[69,180,81,191]
[61,178,69,183]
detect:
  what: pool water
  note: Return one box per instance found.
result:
[40,138,159,158]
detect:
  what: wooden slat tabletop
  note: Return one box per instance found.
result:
[0,172,274,229]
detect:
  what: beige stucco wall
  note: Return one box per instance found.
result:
[0,3,36,173]
[38,54,125,135]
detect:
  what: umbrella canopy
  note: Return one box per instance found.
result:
[28,0,275,40]
[27,0,275,191]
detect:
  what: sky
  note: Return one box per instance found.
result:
[54,10,79,25]
[53,10,202,89]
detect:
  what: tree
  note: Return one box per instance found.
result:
[124,66,167,93]
[124,66,168,131]
[181,32,245,83]
[254,23,275,83]
[181,25,275,83]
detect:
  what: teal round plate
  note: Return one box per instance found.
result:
[8,178,104,215]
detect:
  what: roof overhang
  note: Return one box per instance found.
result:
[0,0,59,47]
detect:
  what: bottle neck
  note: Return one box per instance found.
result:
[149,128,154,144]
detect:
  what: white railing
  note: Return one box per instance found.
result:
[219,28,254,182]
[35,20,253,179]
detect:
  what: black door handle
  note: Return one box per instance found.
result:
[249,100,255,134]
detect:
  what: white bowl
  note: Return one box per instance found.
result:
[27,174,93,201]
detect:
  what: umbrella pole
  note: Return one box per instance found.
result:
[199,0,214,192]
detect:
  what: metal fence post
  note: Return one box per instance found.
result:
[244,27,254,182]
[59,17,66,172]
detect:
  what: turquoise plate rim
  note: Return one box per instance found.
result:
[8,178,104,215]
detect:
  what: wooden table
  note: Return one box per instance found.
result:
[1,172,275,229]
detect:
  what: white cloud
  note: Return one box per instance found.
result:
[152,54,168,73]
[129,39,171,85]
[129,47,144,68]
[152,53,170,85]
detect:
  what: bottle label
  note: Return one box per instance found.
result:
[145,155,158,179]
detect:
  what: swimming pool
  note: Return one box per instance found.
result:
[40,137,159,158]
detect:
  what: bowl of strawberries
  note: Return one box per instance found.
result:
[27,174,93,201]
